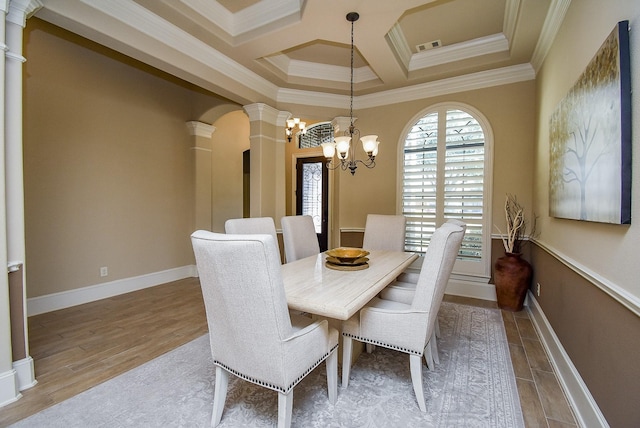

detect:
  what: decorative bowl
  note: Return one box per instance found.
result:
[326,247,370,263]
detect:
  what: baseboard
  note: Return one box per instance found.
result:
[0,368,21,408]
[402,265,497,302]
[527,291,609,428]
[446,277,497,301]
[27,265,198,316]
[13,357,37,391]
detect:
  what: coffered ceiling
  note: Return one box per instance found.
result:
[31,0,565,109]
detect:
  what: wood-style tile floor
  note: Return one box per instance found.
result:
[1,280,578,427]
[444,295,579,427]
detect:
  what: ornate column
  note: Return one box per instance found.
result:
[242,103,286,226]
[1,0,42,401]
[186,121,215,232]
[0,0,19,407]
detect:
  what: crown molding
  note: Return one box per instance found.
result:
[530,0,572,72]
[279,63,535,109]
[503,0,522,43]
[7,0,42,27]
[277,88,349,109]
[362,63,535,109]
[409,33,509,71]
[385,22,411,70]
[79,0,279,101]
[180,0,302,39]
[290,59,377,84]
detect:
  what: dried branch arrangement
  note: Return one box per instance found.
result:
[495,194,535,253]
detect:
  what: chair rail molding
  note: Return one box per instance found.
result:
[533,240,640,317]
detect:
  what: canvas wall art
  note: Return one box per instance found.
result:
[549,20,632,224]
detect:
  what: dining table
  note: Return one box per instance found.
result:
[281,249,419,321]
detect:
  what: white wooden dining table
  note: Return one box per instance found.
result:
[281,250,418,321]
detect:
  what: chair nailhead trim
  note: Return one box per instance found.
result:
[342,333,422,356]
[213,343,338,394]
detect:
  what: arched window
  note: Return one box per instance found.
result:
[400,103,493,279]
[299,122,334,148]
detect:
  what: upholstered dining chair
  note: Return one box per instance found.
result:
[191,230,339,428]
[380,219,467,368]
[341,222,464,412]
[393,219,467,285]
[361,214,406,251]
[225,217,281,263]
[281,215,320,263]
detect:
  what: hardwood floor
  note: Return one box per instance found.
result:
[1,280,577,427]
[0,278,207,427]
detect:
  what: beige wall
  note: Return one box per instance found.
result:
[532,1,640,425]
[23,19,233,298]
[210,110,250,232]
[535,0,639,299]
[284,82,536,238]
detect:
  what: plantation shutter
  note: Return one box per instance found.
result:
[402,107,487,276]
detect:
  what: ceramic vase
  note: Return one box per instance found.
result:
[494,252,532,312]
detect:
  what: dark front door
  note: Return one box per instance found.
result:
[295,156,329,251]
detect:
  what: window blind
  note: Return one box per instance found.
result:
[402,109,485,262]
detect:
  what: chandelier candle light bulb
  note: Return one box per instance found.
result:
[285,117,305,142]
[361,135,380,155]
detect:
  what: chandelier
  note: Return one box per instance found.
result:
[285,117,306,142]
[321,12,379,175]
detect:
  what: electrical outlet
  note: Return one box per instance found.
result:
[100,266,108,277]
[536,282,541,297]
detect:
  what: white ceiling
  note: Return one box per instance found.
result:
[30,0,564,109]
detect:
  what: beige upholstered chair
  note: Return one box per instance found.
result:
[341,222,464,412]
[362,214,406,251]
[191,230,339,428]
[380,219,467,368]
[382,219,466,303]
[281,215,320,263]
[224,217,281,263]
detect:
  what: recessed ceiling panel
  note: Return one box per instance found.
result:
[217,0,262,14]
[38,0,553,103]
[399,0,506,52]
[282,41,368,68]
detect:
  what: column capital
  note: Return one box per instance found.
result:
[1,0,9,13]
[243,103,280,125]
[186,121,215,138]
[332,116,357,135]
[7,0,42,27]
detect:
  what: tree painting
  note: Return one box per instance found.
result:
[549,21,631,224]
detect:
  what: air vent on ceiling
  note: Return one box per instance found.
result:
[416,40,442,52]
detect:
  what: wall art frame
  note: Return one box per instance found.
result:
[549,20,632,224]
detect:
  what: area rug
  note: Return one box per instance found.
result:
[11,302,524,427]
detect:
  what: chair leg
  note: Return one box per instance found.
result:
[410,354,427,412]
[424,340,435,371]
[431,331,440,365]
[326,349,338,404]
[435,318,441,339]
[366,343,375,353]
[341,336,353,387]
[212,366,229,427]
[277,390,294,428]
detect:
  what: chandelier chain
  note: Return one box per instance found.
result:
[317,11,379,175]
[349,17,354,133]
